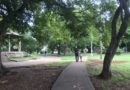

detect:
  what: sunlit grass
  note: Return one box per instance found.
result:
[87,53,130,61]
[60,55,75,61]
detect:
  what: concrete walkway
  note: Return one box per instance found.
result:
[51,62,95,90]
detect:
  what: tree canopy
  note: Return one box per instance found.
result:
[0,0,130,79]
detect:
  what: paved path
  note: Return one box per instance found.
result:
[3,56,61,68]
[51,62,95,90]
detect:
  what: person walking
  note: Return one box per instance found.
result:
[44,51,47,56]
[74,47,79,62]
[79,49,83,62]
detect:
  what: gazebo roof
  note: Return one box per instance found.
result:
[6,32,22,37]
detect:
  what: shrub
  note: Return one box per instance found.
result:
[116,48,124,55]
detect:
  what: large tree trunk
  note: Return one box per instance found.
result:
[0,19,9,76]
[0,49,9,76]
[0,37,9,76]
[99,0,130,79]
[99,39,120,79]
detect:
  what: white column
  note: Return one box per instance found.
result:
[91,40,93,56]
[100,40,103,59]
[8,35,11,52]
[18,38,21,52]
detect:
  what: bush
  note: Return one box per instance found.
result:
[116,48,124,55]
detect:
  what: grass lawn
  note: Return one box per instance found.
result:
[46,55,75,66]
[87,53,130,61]
[10,54,41,62]
[50,53,130,90]
[59,55,75,61]
[3,53,130,90]
[86,53,130,90]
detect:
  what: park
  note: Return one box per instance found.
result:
[0,0,130,90]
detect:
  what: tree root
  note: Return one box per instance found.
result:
[97,72,112,80]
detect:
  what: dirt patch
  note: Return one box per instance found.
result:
[0,65,65,90]
[88,59,128,64]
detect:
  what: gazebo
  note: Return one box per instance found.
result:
[6,32,22,52]
[1,32,27,62]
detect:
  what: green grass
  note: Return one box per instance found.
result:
[46,54,79,67]
[86,53,130,90]
[10,54,41,62]
[112,53,130,61]
[87,64,130,90]
[44,54,130,90]
[47,61,73,67]
[59,55,75,61]
[87,53,130,61]
[9,53,130,90]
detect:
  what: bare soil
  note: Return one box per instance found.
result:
[0,65,65,90]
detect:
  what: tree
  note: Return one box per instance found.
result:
[22,32,41,53]
[99,0,130,79]
[121,26,130,52]
[0,0,26,75]
[46,13,71,55]
[87,26,100,55]
[0,0,40,75]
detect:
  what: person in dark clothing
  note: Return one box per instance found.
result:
[45,51,47,56]
[74,48,79,62]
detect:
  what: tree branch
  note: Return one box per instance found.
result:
[0,5,7,11]
[117,0,130,39]
[111,6,122,39]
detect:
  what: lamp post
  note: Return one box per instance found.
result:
[8,35,11,52]
[100,33,103,60]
